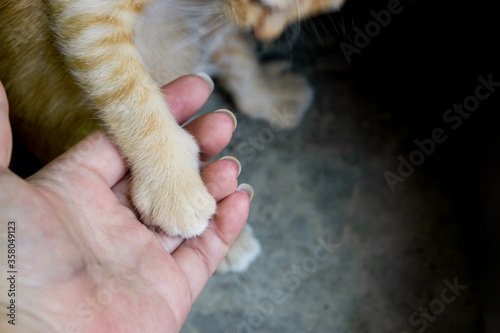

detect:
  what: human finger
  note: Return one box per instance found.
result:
[35,74,214,188]
[172,188,252,308]
[33,131,127,189]
[202,158,240,202]
[163,73,213,125]
[184,110,236,166]
[0,81,12,168]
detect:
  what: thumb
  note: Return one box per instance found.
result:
[0,81,13,168]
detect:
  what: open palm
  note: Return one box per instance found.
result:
[0,75,250,333]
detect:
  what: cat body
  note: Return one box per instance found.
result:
[0,0,344,249]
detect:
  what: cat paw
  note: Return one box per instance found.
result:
[216,225,261,274]
[235,61,313,129]
[130,129,216,238]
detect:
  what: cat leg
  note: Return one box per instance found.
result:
[47,0,215,237]
[210,30,313,129]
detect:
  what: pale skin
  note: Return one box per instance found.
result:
[0,75,251,333]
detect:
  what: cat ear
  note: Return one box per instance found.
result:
[0,80,12,168]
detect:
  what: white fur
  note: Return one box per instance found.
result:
[49,0,341,259]
[216,225,261,273]
[52,0,215,237]
[136,0,314,128]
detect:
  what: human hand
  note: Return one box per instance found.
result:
[0,75,251,333]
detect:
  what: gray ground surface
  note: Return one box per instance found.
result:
[180,57,482,333]
[178,2,500,330]
[8,1,497,332]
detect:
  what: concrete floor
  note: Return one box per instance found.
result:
[181,2,499,331]
[8,1,498,332]
[181,62,481,333]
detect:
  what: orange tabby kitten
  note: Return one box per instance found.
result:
[0,0,344,248]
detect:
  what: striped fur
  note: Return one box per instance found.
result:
[0,0,344,237]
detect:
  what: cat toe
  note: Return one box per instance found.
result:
[133,177,216,238]
[129,130,216,238]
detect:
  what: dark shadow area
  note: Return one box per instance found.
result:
[283,0,498,331]
[249,0,498,331]
[10,132,44,178]
[8,1,498,331]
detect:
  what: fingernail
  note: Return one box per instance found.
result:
[214,109,237,132]
[220,156,241,177]
[195,72,214,93]
[237,183,254,202]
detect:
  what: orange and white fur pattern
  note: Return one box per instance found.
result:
[0,0,345,273]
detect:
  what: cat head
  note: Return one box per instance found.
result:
[224,0,345,42]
